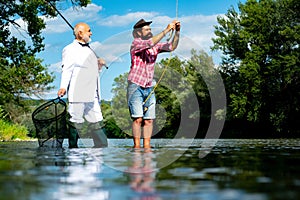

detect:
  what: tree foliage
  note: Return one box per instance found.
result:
[212,0,300,134]
[108,73,132,138]
[0,0,90,122]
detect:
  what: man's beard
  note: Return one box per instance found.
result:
[83,35,91,43]
[142,33,153,40]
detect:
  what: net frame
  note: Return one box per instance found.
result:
[32,97,68,148]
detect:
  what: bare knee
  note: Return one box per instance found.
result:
[133,117,143,125]
[143,119,153,127]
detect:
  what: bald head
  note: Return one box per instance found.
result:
[74,22,88,38]
[73,22,92,43]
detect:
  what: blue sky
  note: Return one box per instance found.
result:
[16,0,245,100]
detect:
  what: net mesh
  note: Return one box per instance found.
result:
[32,98,68,148]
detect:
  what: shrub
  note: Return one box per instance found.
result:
[0,119,31,141]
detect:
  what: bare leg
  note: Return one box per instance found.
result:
[143,119,153,148]
[132,118,143,148]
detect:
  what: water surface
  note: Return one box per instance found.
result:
[0,139,299,200]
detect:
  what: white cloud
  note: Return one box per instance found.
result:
[40,5,222,62]
[42,3,103,34]
[48,61,62,73]
[97,12,158,27]
[11,3,222,58]
[9,18,31,44]
[91,31,132,64]
[179,14,220,48]
[9,3,103,37]
[94,13,222,63]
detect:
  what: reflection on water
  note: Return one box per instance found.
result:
[124,149,158,199]
[0,139,299,200]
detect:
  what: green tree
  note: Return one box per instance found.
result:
[184,49,226,137]
[154,56,183,138]
[108,73,132,138]
[212,0,300,135]
[0,0,90,122]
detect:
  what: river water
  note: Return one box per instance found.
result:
[0,139,299,200]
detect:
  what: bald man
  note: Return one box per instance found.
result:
[57,22,108,148]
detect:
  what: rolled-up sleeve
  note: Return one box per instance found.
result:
[156,42,173,53]
[131,38,154,54]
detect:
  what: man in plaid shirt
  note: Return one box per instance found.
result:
[127,18,181,148]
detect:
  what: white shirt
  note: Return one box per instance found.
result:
[60,40,100,102]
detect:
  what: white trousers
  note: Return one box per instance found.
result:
[68,98,103,123]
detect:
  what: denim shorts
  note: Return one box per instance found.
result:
[127,82,156,119]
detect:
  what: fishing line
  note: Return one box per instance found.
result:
[167,0,179,41]
[142,0,179,112]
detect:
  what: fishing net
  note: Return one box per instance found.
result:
[32,98,68,148]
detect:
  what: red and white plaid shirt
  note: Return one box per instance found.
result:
[128,38,172,88]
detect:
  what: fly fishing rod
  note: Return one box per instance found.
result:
[45,0,108,69]
[46,0,74,30]
[142,0,179,112]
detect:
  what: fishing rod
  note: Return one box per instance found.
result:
[45,0,108,69]
[142,0,179,111]
[166,0,179,41]
[46,0,74,30]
